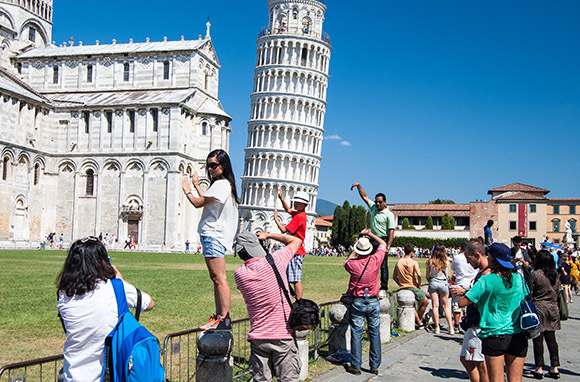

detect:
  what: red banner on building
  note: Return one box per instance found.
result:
[518,203,527,237]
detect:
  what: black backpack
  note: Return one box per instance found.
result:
[266,254,320,331]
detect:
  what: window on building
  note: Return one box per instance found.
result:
[529,204,536,213]
[17,63,22,74]
[552,219,560,232]
[2,156,9,180]
[86,169,94,195]
[509,221,517,230]
[129,110,135,133]
[151,109,159,132]
[28,26,36,42]
[53,65,59,84]
[87,64,93,83]
[509,204,516,213]
[123,63,130,81]
[529,221,536,231]
[571,219,577,232]
[202,121,207,136]
[570,205,576,214]
[33,163,40,185]
[105,111,112,133]
[83,111,90,133]
[163,60,170,80]
[553,205,560,214]
[292,8,298,19]
[554,239,560,244]
[301,47,308,66]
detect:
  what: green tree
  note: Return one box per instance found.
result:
[441,213,453,230]
[340,201,351,245]
[348,206,367,245]
[330,205,345,246]
[425,216,434,230]
[402,218,411,229]
[450,216,456,230]
[429,199,455,204]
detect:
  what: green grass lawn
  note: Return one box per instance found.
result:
[0,249,427,366]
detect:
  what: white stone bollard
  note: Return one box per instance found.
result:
[196,331,234,382]
[397,289,416,332]
[328,303,351,354]
[294,329,310,381]
[379,298,391,343]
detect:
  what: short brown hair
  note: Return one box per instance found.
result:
[465,240,484,258]
[404,244,415,255]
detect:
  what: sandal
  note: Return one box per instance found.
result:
[523,371,543,380]
[544,371,560,379]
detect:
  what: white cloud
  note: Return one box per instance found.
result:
[325,134,342,140]
[340,141,352,147]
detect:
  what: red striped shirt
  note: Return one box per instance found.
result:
[234,246,295,340]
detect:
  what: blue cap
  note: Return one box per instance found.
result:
[488,243,514,269]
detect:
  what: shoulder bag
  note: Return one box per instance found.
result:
[340,256,372,306]
[519,275,541,339]
[557,287,568,321]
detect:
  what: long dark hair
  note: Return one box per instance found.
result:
[56,237,116,297]
[488,255,513,289]
[535,250,558,286]
[430,243,448,271]
[207,149,239,203]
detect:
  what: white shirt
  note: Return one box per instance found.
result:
[198,179,239,250]
[451,252,477,289]
[57,279,151,382]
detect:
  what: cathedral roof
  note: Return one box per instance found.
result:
[45,88,196,107]
[16,39,207,59]
[0,66,48,104]
[197,97,231,119]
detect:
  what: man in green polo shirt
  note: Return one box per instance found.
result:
[351,183,396,298]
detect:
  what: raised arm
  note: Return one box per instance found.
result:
[257,231,301,254]
[360,228,386,247]
[350,183,371,205]
[273,209,288,233]
[182,171,215,208]
[278,190,292,214]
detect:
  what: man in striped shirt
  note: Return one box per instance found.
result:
[234,230,302,382]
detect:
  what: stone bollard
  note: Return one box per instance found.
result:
[397,289,416,332]
[196,331,234,382]
[328,303,351,354]
[380,297,391,343]
[294,329,310,381]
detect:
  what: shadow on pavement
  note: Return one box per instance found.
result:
[431,335,463,344]
[419,366,468,379]
[560,369,580,377]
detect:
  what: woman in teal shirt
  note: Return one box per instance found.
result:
[460,243,528,382]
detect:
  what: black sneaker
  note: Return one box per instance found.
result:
[344,365,361,375]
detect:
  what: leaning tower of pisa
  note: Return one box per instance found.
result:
[239,0,331,250]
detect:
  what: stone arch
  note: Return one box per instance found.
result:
[125,160,144,177]
[149,159,168,178]
[0,8,15,30]
[19,18,48,45]
[57,159,76,177]
[80,159,99,173]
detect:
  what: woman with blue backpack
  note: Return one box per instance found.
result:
[56,237,156,382]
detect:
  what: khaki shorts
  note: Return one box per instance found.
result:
[403,287,426,302]
[249,339,301,382]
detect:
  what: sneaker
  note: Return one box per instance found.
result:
[434,326,440,334]
[379,289,387,299]
[344,365,361,375]
[370,368,380,375]
[200,315,232,332]
[449,327,455,335]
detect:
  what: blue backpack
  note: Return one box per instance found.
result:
[101,279,165,382]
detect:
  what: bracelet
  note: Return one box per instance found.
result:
[186,192,192,196]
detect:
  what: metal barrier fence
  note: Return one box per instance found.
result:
[0,301,338,382]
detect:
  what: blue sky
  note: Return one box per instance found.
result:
[52,0,580,206]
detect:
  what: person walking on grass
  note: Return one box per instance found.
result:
[351,182,396,298]
[182,149,239,331]
[450,241,490,382]
[426,243,455,334]
[343,229,386,376]
[273,190,309,300]
[234,231,302,382]
[393,243,429,328]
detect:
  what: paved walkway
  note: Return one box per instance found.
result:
[314,297,580,381]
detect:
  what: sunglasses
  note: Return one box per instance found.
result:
[80,236,98,243]
[207,162,221,170]
[375,200,385,204]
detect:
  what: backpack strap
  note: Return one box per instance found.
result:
[135,289,142,322]
[266,253,294,308]
[110,278,130,316]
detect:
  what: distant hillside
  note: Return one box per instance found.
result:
[316,198,338,217]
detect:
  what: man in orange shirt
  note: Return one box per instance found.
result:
[393,244,429,327]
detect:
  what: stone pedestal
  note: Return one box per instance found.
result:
[294,329,310,381]
[328,303,351,354]
[196,331,233,382]
[397,289,416,332]
[380,298,391,343]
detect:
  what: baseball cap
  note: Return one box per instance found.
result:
[487,243,514,269]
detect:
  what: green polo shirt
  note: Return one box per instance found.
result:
[366,200,396,238]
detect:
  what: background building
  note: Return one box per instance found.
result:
[238,0,331,251]
[0,0,232,249]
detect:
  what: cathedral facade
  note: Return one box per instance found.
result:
[0,0,232,249]
[238,0,331,250]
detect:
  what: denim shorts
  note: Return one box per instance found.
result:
[428,278,449,295]
[200,236,226,258]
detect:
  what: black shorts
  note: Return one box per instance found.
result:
[481,332,528,358]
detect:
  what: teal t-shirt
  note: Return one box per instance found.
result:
[465,273,525,338]
[366,200,396,238]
